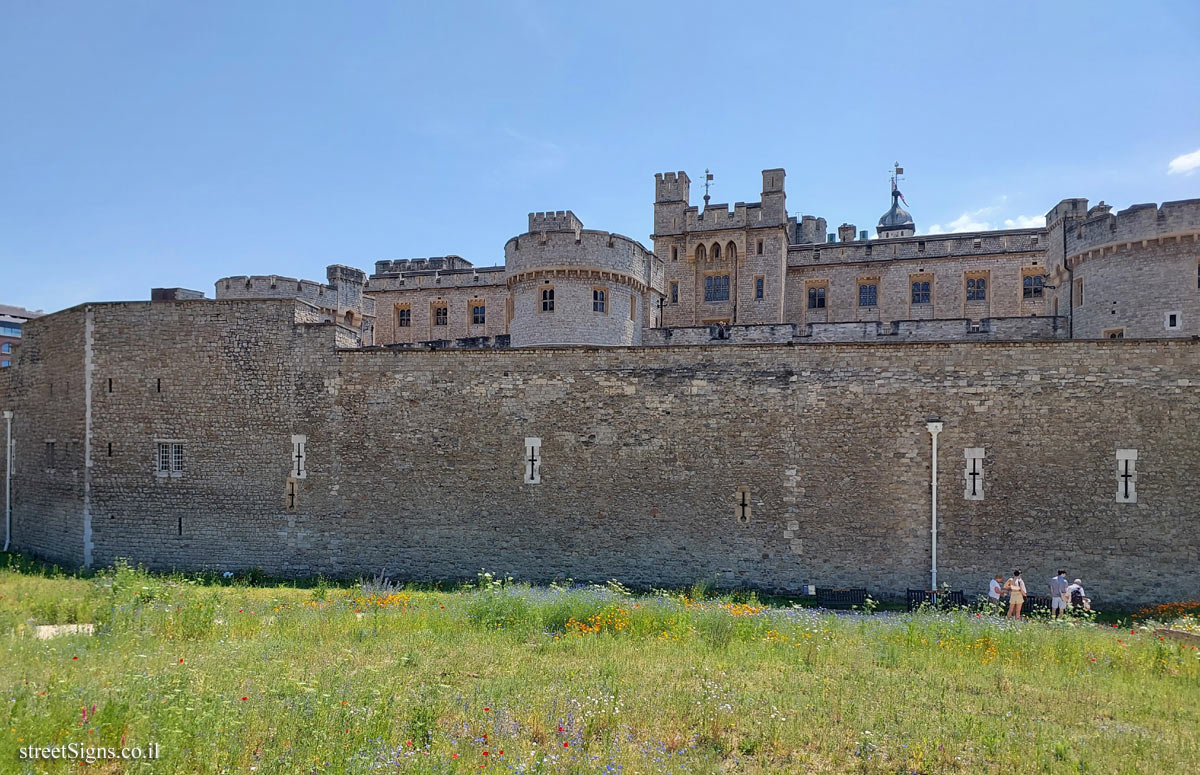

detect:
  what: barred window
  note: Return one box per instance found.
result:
[593,288,606,313]
[807,287,826,309]
[966,277,987,301]
[858,283,878,307]
[434,306,448,326]
[471,305,486,325]
[156,442,184,475]
[541,288,555,312]
[704,275,730,302]
[397,308,411,328]
[1023,275,1044,299]
[911,281,931,304]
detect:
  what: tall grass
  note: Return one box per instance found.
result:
[1,557,1197,773]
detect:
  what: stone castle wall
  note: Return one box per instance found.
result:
[0,306,88,565]
[3,302,1198,606]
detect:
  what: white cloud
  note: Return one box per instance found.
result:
[1003,215,1044,229]
[926,208,994,234]
[1167,148,1200,176]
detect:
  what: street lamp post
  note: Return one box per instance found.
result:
[925,418,943,591]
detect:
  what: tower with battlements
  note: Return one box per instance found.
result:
[505,211,664,347]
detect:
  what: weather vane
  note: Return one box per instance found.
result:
[891,162,909,206]
[703,168,713,209]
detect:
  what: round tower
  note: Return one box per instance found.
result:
[505,211,662,347]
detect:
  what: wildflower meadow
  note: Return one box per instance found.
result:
[2,557,1197,774]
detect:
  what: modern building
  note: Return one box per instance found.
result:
[0,305,43,368]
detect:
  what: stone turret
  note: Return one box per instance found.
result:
[506,212,663,347]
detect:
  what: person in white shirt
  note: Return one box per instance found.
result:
[1066,579,1088,611]
[988,574,1005,614]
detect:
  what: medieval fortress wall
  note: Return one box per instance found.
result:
[2,166,1199,604]
[1,301,1197,605]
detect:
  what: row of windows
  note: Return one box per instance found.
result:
[540,288,637,319]
[668,276,767,304]
[806,275,1041,309]
[396,305,487,328]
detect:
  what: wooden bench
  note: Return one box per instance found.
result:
[816,587,868,609]
[1021,595,1053,616]
[906,589,967,611]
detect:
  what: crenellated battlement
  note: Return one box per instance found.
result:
[216,274,334,302]
[787,228,1045,266]
[1045,198,1088,227]
[506,227,657,286]
[326,264,366,286]
[654,171,690,203]
[1065,199,1200,258]
[372,256,475,275]
[529,210,583,235]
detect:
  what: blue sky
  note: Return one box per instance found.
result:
[2,0,1198,313]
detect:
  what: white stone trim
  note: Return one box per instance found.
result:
[1165,311,1182,330]
[524,437,541,484]
[963,447,984,501]
[291,434,307,479]
[1116,449,1138,503]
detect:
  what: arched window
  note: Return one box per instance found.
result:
[726,242,737,262]
[696,244,706,262]
[593,288,606,313]
[712,243,721,260]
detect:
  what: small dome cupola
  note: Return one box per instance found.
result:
[877,162,915,238]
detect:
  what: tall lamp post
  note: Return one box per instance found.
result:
[3,410,11,553]
[925,417,943,591]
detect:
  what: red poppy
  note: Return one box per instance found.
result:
[179,658,184,663]
[558,726,563,733]
[73,657,78,660]
[241,696,248,701]
[483,751,489,756]
[484,707,490,712]
[564,742,569,748]
[451,753,458,759]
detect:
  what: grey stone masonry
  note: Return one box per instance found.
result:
[2,300,1199,607]
[506,211,663,347]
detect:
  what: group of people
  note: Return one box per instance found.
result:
[987,569,1090,620]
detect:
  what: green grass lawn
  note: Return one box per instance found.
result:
[1,557,1197,774]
